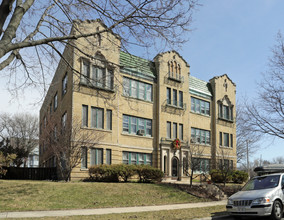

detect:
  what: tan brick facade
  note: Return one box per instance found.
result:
[39,20,236,181]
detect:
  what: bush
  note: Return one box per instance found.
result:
[210,169,232,184]
[232,170,248,184]
[116,164,136,182]
[88,164,164,183]
[134,165,164,183]
[88,164,119,182]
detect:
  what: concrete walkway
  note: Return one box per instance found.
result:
[0,200,227,219]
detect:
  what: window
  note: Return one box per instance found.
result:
[167,121,171,139]
[90,148,103,166]
[122,115,152,136]
[167,87,171,104]
[173,89,177,106]
[81,147,88,169]
[54,93,58,111]
[122,152,152,165]
[82,105,88,127]
[179,124,183,140]
[81,59,114,90]
[123,77,152,101]
[191,128,211,145]
[106,149,111,165]
[62,73,68,95]
[91,107,104,129]
[224,133,229,147]
[173,123,177,139]
[106,110,112,130]
[61,112,67,132]
[81,60,90,85]
[191,97,210,116]
[179,91,183,108]
[219,103,233,121]
[230,134,233,148]
[219,132,222,146]
[193,158,210,174]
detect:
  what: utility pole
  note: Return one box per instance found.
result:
[246,140,250,179]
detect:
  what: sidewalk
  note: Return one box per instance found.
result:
[0,200,227,219]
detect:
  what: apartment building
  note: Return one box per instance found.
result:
[39,20,236,180]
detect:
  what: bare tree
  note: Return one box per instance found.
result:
[214,148,234,186]
[0,0,199,97]
[244,32,284,139]
[236,101,262,168]
[42,116,103,181]
[184,143,206,187]
[0,112,38,167]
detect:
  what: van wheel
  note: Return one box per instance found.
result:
[271,200,283,220]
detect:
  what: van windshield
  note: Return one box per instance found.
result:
[242,175,280,191]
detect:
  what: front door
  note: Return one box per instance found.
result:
[172,157,179,177]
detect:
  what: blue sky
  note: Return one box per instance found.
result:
[182,0,284,163]
[1,0,284,162]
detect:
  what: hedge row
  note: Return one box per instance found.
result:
[88,164,164,183]
[210,169,248,184]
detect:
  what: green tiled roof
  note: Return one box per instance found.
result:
[120,51,156,78]
[189,75,212,99]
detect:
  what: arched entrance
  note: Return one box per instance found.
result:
[172,157,179,177]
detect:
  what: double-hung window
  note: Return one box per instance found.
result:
[167,88,171,104]
[90,148,103,166]
[173,89,177,106]
[81,59,114,90]
[224,133,229,147]
[123,115,152,136]
[179,124,183,140]
[123,77,152,101]
[61,112,67,133]
[173,123,177,139]
[106,110,112,130]
[62,73,68,95]
[219,103,233,121]
[167,121,171,139]
[122,152,152,165]
[81,60,90,85]
[82,105,88,127]
[81,147,88,169]
[191,128,211,145]
[179,91,183,108]
[191,97,210,116]
[91,107,104,129]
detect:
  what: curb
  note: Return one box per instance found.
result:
[194,215,230,220]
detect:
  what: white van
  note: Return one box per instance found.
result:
[226,165,284,220]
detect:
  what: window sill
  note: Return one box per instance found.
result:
[191,143,211,147]
[121,132,153,139]
[80,82,115,93]
[218,117,234,123]
[190,111,211,118]
[81,127,112,133]
[219,146,233,149]
[122,95,153,104]
[168,76,183,83]
[80,168,88,171]
[166,103,186,110]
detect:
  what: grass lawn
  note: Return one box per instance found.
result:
[10,206,227,220]
[0,180,210,212]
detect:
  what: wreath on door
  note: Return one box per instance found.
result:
[172,138,181,150]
